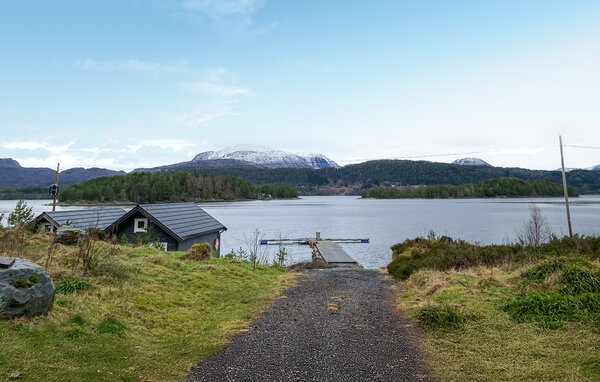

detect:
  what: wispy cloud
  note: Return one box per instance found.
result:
[170,110,240,128]
[127,139,196,153]
[73,59,193,75]
[0,140,75,153]
[182,0,265,20]
[182,82,253,97]
[181,68,254,97]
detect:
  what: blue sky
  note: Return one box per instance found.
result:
[2,0,600,171]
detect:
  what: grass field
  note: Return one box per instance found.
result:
[0,233,293,381]
[393,240,600,382]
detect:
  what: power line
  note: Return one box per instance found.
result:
[335,148,545,163]
[563,144,600,150]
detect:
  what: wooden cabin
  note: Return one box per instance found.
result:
[105,203,227,253]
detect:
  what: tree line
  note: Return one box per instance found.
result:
[137,160,600,194]
[362,177,580,199]
[58,172,298,203]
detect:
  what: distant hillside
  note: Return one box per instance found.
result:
[0,158,125,187]
[5,157,600,195]
[59,172,298,203]
[148,160,600,194]
[362,177,579,199]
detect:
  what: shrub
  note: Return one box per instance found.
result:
[182,243,212,261]
[387,235,600,280]
[55,279,92,294]
[96,317,126,334]
[418,304,469,329]
[503,292,600,327]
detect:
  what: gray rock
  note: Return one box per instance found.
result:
[0,258,55,319]
[53,226,87,245]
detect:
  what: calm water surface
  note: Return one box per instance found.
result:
[1,196,599,268]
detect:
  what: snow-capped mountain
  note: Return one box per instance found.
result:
[192,145,340,169]
[590,164,600,171]
[452,158,493,167]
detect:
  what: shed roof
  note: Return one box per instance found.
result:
[108,202,226,242]
[36,208,127,231]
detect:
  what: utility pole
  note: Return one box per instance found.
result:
[52,163,60,212]
[559,136,573,237]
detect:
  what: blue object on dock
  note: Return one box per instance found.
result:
[260,240,268,245]
[361,239,369,243]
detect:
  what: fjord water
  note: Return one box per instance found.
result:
[1,196,599,269]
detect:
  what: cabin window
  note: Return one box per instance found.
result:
[134,218,148,233]
[44,224,52,232]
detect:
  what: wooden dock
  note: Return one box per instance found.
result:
[312,241,360,268]
[261,232,367,268]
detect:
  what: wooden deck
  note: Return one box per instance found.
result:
[313,241,361,268]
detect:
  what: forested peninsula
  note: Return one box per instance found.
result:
[362,177,579,199]
[58,172,298,203]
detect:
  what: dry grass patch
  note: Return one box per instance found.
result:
[397,262,600,382]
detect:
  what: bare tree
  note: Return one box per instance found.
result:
[516,204,552,246]
[244,229,268,270]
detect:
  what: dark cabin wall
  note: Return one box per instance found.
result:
[178,232,221,254]
[112,211,178,251]
[36,217,58,232]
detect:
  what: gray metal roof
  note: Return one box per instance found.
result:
[37,208,127,231]
[138,203,226,241]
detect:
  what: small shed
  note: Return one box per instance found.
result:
[105,202,227,253]
[35,208,128,233]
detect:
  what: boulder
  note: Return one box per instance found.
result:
[53,226,87,245]
[0,258,55,319]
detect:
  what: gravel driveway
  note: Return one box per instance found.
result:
[188,269,430,382]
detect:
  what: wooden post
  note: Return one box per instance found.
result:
[559,136,573,237]
[52,163,60,212]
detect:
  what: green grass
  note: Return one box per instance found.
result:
[396,262,600,381]
[55,278,92,294]
[0,233,292,381]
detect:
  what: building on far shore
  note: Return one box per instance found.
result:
[105,202,227,253]
[35,208,127,233]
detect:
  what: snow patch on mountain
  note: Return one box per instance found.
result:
[452,158,493,167]
[192,145,340,169]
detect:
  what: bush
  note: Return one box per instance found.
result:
[387,235,600,280]
[418,304,469,329]
[182,243,212,261]
[55,279,92,294]
[96,317,126,334]
[503,292,600,327]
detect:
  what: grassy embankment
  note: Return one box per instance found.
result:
[388,236,600,381]
[0,233,292,381]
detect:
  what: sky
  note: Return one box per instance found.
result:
[1,0,600,171]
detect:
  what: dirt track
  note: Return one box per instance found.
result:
[188,269,430,382]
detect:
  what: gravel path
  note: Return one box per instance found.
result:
[188,269,430,382]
